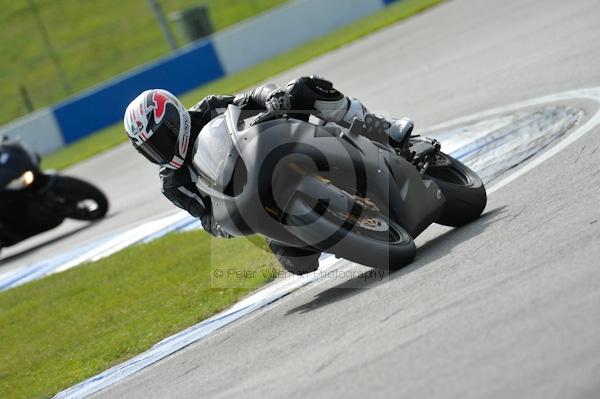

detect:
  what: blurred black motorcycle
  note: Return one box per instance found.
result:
[0,138,109,249]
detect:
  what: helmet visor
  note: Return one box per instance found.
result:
[136,109,180,165]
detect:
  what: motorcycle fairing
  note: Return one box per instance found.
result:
[192,105,445,247]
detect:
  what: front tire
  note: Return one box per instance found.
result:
[283,187,416,271]
[424,153,486,227]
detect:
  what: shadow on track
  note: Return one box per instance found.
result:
[286,206,508,315]
[0,223,94,264]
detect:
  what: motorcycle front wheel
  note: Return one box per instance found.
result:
[283,177,416,271]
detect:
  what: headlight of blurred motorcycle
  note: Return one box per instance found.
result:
[6,170,35,190]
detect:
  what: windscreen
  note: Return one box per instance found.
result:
[193,114,233,185]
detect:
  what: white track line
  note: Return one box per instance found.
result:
[425,87,600,194]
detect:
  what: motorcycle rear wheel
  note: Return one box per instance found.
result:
[424,152,487,227]
[47,176,109,221]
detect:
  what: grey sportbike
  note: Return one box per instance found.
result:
[192,105,487,270]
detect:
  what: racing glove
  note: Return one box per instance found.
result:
[265,89,291,113]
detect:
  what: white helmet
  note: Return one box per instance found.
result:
[124,89,191,169]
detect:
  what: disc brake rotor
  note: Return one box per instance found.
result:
[329,207,389,232]
[356,215,389,232]
[315,176,388,231]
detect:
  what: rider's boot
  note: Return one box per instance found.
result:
[267,239,321,276]
[386,117,414,148]
[341,99,414,149]
[362,113,414,149]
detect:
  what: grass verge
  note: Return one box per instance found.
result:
[0,232,278,399]
[43,0,444,171]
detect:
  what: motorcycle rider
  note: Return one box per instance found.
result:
[124,76,414,275]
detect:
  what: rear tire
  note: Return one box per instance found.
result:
[47,176,109,221]
[424,153,486,227]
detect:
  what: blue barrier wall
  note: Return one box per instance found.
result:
[53,39,224,143]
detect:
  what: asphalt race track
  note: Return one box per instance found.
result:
[13,0,600,397]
